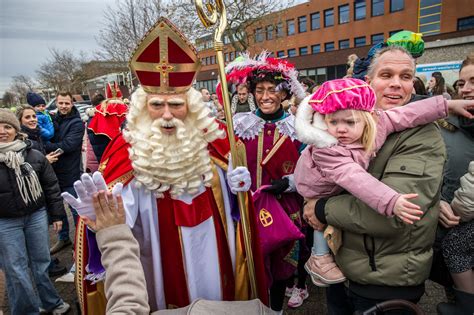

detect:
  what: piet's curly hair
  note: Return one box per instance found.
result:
[248,69,292,101]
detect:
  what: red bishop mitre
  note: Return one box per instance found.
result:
[88,82,128,139]
[129,17,201,94]
[105,82,123,99]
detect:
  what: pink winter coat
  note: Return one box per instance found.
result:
[294,95,448,216]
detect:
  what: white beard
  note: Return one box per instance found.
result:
[126,117,214,199]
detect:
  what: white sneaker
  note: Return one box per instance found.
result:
[55,272,74,283]
[52,302,70,314]
[285,285,294,297]
[287,286,309,308]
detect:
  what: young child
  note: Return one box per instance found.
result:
[27,92,54,141]
[293,78,450,286]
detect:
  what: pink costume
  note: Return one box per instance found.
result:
[295,95,447,216]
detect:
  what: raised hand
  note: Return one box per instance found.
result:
[61,171,122,220]
[393,193,423,224]
[83,191,126,232]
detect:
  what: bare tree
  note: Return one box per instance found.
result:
[2,91,17,107]
[36,48,88,93]
[96,0,294,61]
[9,75,36,103]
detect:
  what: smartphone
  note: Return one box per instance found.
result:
[53,148,64,155]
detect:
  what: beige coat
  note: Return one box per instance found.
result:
[96,225,274,315]
[451,161,474,222]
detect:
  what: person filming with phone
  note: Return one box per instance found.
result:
[0,108,70,314]
[45,91,85,259]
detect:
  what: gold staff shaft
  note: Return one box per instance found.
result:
[195,0,258,299]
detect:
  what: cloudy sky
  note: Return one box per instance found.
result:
[0,0,115,96]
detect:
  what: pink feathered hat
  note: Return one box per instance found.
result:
[309,78,376,114]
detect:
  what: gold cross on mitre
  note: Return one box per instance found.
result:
[129,17,201,94]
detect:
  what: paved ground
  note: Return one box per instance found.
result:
[1,211,446,314]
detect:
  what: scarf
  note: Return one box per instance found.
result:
[0,140,43,205]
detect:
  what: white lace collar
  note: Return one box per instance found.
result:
[233,112,297,141]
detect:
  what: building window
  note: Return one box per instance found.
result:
[325,42,335,52]
[371,0,384,17]
[458,16,474,31]
[339,39,350,49]
[311,44,321,54]
[225,53,229,62]
[324,9,334,27]
[390,0,403,12]
[419,0,441,35]
[298,16,307,33]
[371,33,384,44]
[276,22,284,38]
[229,52,234,60]
[288,48,297,57]
[339,4,350,24]
[266,25,274,40]
[299,46,308,55]
[255,28,264,43]
[277,50,285,58]
[310,12,320,30]
[354,36,366,47]
[287,20,295,36]
[354,0,366,20]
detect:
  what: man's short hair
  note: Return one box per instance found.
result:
[366,45,415,79]
[237,84,248,91]
[56,91,73,100]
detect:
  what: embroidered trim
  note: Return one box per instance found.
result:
[256,131,264,189]
[75,219,86,311]
[309,84,371,104]
[107,171,134,191]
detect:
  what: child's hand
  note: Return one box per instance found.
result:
[393,194,423,224]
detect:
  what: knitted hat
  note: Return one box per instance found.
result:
[0,108,21,131]
[26,92,46,107]
[309,78,376,115]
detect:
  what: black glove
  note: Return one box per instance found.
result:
[262,177,289,195]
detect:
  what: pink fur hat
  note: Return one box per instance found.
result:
[309,78,375,114]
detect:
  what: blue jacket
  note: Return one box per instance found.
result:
[45,107,85,188]
[37,110,54,141]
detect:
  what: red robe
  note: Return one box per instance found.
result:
[75,133,268,314]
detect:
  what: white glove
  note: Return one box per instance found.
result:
[283,174,296,193]
[227,155,251,194]
[61,171,123,221]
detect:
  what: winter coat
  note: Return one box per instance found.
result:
[439,114,474,203]
[0,143,65,221]
[295,96,447,216]
[36,110,54,141]
[319,123,446,300]
[45,106,85,188]
[21,125,46,154]
[451,161,474,222]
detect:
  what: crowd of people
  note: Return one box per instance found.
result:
[0,16,473,315]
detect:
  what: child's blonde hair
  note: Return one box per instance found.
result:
[324,110,377,152]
